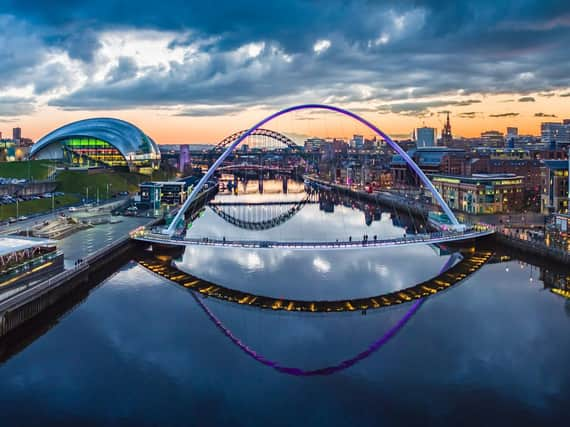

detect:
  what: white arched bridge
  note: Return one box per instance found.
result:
[131,104,494,248]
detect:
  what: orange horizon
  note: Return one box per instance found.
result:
[4,94,569,144]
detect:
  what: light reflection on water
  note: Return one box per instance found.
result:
[0,179,569,425]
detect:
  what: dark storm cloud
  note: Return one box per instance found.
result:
[518,96,536,102]
[455,99,482,106]
[379,99,483,116]
[458,112,480,118]
[106,57,139,84]
[534,112,557,117]
[2,0,570,111]
[489,112,519,118]
[175,106,244,117]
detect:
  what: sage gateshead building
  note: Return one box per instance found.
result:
[29,118,161,174]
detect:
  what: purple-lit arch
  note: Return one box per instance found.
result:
[187,252,460,376]
[166,104,460,236]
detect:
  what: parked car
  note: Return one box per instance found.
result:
[68,206,78,212]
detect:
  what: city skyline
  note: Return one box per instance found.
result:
[1,1,569,143]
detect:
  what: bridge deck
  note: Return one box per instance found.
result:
[132,229,494,250]
[209,200,318,206]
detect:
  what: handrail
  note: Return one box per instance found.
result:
[132,228,494,249]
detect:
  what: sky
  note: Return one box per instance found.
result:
[0,0,569,144]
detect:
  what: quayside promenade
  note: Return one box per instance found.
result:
[304,175,569,265]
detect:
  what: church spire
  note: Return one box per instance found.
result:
[442,112,453,145]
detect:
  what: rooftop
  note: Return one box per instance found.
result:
[0,236,56,258]
[543,160,568,169]
[431,173,524,184]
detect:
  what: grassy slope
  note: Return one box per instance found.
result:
[55,171,142,195]
[0,194,80,220]
[0,160,55,180]
[55,169,176,195]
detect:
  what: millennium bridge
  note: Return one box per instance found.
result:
[132,228,494,250]
[130,103,495,248]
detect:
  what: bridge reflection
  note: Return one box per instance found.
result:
[137,249,493,313]
[208,192,317,231]
[134,248,491,376]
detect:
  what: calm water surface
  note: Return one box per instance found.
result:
[0,179,569,426]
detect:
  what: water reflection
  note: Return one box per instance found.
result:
[1,178,570,425]
[139,249,490,312]
[188,178,427,242]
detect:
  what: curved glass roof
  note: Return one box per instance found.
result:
[30,118,160,159]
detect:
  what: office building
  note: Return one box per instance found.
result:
[480,131,505,147]
[138,181,187,210]
[12,127,21,142]
[541,160,569,214]
[541,121,570,145]
[351,134,364,149]
[545,213,570,252]
[430,173,525,214]
[416,127,436,148]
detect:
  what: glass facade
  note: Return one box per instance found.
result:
[31,118,162,173]
[62,137,128,167]
[59,137,161,170]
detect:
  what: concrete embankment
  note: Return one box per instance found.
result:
[496,233,570,265]
[0,235,139,339]
[0,187,216,340]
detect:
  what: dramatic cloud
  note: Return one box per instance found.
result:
[106,57,139,84]
[1,0,570,118]
[489,113,520,118]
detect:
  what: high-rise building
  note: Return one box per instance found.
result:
[541,160,569,214]
[416,127,436,148]
[506,127,518,148]
[541,121,570,145]
[441,113,453,146]
[304,138,326,152]
[351,134,364,149]
[178,144,190,173]
[12,127,21,141]
[480,131,505,147]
